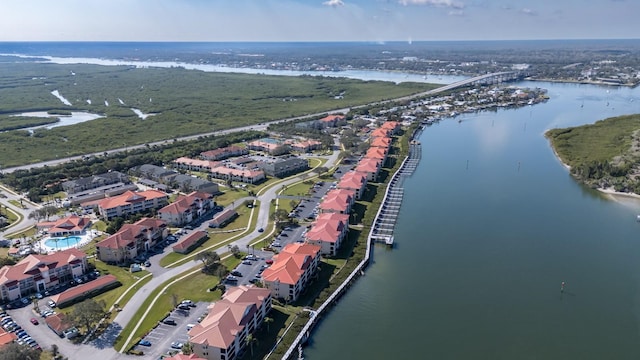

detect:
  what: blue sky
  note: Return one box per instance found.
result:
[0,0,637,42]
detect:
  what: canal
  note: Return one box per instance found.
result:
[304,81,640,359]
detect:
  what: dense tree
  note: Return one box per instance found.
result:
[0,343,41,360]
[70,298,107,334]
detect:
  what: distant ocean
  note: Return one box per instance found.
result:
[1,39,639,62]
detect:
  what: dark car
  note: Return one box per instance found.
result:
[178,304,190,311]
[231,270,243,277]
[257,228,264,232]
[163,319,176,325]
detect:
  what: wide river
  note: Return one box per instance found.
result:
[305,81,640,359]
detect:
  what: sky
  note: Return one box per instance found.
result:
[0,0,638,42]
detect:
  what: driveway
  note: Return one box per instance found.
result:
[134,302,208,359]
[7,301,127,359]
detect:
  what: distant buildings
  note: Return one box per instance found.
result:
[63,171,138,206]
[201,145,248,161]
[62,171,130,194]
[188,286,272,360]
[133,164,220,194]
[256,156,309,178]
[247,138,289,155]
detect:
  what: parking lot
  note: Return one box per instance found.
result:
[134,301,208,358]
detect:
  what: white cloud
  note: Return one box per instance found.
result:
[398,0,464,9]
[323,0,345,6]
[520,8,537,16]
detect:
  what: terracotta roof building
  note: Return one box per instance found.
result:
[37,215,92,237]
[96,218,167,264]
[336,170,367,200]
[201,146,248,161]
[172,231,208,254]
[210,166,266,184]
[318,114,344,128]
[354,158,382,182]
[305,213,350,256]
[158,191,214,227]
[0,249,88,302]
[318,188,355,214]
[209,209,238,229]
[173,157,222,173]
[364,147,388,165]
[290,139,322,153]
[261,243,321,302]
[165,354,207,360]
[45,313,74,337]
[93,190,169,220]
[49,274,120,308]
[0,328,17,347]
[188,286,272,360]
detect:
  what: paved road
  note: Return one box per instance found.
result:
[0,185,39,238]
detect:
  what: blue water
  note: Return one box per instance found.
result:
[44,236,82,249]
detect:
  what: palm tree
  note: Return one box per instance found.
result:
[244,334,258,357]
[263,317,273,332]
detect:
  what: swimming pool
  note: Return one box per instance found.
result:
[43,236,82,250]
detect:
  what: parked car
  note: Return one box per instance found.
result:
[230,270,243,277]
[29,318,38,325]
[171,342,183,349]
[177,304,190,311]
[138,339,152,346]
[242,260,252,265]
[265,259,274,265]
[47,300,56,308]
[163,319,176,325]
[181,300,195,308]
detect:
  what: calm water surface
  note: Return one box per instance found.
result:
[305,81,640,359]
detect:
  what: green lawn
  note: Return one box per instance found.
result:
[92,262,151,309]
[160,203,256,267]
[0,62,433,167]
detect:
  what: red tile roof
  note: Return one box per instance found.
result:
[0,248,87,286]
[96,218,166,250]
[319,188,355,213]
[365,147,387,161]
[320,114,344,122]
[306,213,349,243]
[337,171,366,191]
[158,191,212,216]
[44,313,73,334]
[355,158,381,174]
[370,128,390,138]
[262,243,320,285]
[189,286,270,349]
[174,157,222,170]
[0,329,17,346]
[50,274,119,307]
[165,355,207,360]
[172,231,208,253]
[370,136,392,149]
[95,190,167,210]
[37,215,91,234]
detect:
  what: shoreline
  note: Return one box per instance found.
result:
[547,138,640,202]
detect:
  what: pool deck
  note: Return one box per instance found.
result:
[38,231,97,253]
